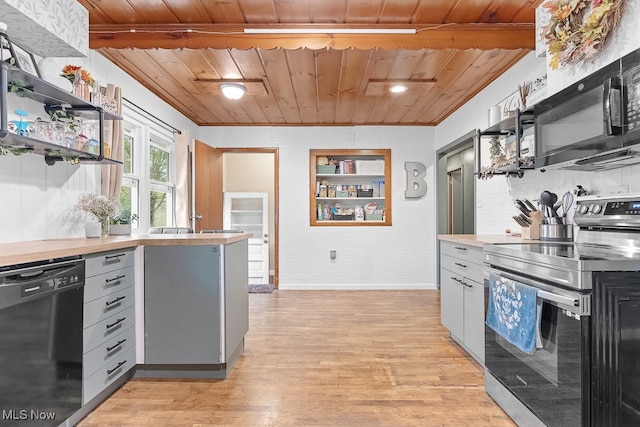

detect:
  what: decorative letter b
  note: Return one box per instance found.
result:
[405,162,427,199]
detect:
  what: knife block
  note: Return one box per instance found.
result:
[521,211,542,240]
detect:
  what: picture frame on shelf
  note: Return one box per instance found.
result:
[12,44,41,78]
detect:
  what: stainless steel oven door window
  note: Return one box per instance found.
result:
[484,267,591,427]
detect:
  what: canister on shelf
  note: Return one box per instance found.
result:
[355,205,364,221]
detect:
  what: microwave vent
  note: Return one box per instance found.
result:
[559,147,640,171]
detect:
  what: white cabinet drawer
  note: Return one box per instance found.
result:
[83,346,135,404]
[83,326,135,379]
[440,241,483,265]
[440,254,483,283]
[84,265,134,303]
[83,285,134,328]
[84,249,135,278]
[84,306,135,353]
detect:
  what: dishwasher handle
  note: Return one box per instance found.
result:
[0,258,85,310]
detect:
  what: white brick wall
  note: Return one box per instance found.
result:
[198,126,437,289]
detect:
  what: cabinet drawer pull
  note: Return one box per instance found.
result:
[107,360,127,375]
[105,274,126,285]
[106,339,127,353]
[104,253,126,263]
[450,276,462,283]
[462,281,473,288]
[106,318,126,330]
[453,246,467,251]
[105,295,126,307]
[454,262,467,268]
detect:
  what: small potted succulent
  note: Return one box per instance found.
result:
[109,210,138,235]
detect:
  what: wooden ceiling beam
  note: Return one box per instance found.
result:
[89,23,535,50]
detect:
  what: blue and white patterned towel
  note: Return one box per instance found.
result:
[486,273,539,354]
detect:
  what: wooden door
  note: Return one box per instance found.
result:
[193,140,223,232]
[223,192,269,285]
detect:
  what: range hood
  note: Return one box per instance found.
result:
[556,145,640,171]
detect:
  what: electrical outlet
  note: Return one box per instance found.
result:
[330,250,337,262]
[607,185,629,194]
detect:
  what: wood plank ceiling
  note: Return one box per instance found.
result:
[77,0,543,126]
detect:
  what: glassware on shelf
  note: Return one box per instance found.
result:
[62,119,76,148]
[53,121,65,146]
[7,121,17,134]
[82,121,99,155]
[71,70,90,101]
[11,109,29,136]
[73,119,89,152]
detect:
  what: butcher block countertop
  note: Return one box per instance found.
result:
[0,233,253,267]
[438,233,535,249]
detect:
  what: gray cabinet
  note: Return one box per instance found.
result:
[82,249,136,404]
[439,240,485,364]
[142,240,248,378]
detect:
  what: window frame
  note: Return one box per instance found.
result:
[121,106,176,232]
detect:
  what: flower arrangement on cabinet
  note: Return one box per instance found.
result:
[60,65,95,86]
[542,0,626,70]
[76,193,117,236]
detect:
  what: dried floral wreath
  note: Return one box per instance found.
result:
[543,0,626,70]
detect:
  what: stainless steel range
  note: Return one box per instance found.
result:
[483,193,640,427]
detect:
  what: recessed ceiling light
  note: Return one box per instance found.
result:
[220,83,247,100]
[389,84,408,94]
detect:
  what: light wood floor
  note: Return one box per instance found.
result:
[79,290,515,426]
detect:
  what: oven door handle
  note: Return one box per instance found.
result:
[537,289,580,308]
[485,266,591,315]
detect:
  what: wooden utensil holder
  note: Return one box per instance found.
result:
[521,211,542,240]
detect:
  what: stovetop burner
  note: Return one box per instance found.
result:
[489,242,640,262]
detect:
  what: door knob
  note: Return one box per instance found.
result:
[191,214,203,221]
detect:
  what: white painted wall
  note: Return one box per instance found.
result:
[197,126,436,289]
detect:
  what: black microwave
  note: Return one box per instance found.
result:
[535,48,640,171]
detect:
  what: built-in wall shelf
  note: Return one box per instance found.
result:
[309,149,391,226]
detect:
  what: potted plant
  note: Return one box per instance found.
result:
[109,210,138,235]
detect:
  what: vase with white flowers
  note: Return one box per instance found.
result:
[76,193,117,237]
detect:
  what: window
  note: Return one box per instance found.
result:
[119,125,141,230]
[149,134,174,227]
[119,107,176,231]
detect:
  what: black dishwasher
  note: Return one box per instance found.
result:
[0,257,85,426]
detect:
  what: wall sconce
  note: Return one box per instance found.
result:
[220,83,247,100]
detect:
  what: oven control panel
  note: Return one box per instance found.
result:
[575,194,640,225]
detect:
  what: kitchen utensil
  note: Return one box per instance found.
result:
[541,191,561,220]
[523,199,538,212]
[513,215,528,227]
[518,213,532,226]
[540,224,574,242]
[515,200,531,217]
[516,204,531,218]
[562,192,574,216]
